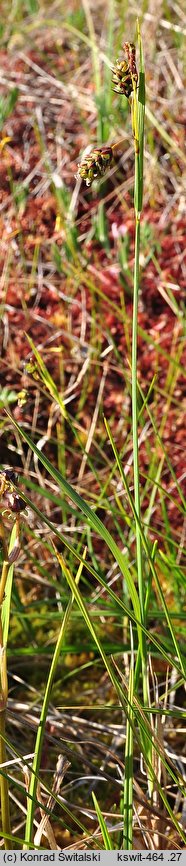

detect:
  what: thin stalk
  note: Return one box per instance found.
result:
[132,209,148,692]
[0,710,12,848]
[131,32,147,684]
[24,550,86,847]
[132,214,144,619]
[0,560,9,608]
[130,31,153,788]
[122,627,134,850]
[0,559,12,849]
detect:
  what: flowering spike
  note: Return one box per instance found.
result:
[123,42,138,85]
[112,42,138,98]
[78,146,113,187]
[112,59,133,98]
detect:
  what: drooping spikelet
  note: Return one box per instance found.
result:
[78,146,113,187]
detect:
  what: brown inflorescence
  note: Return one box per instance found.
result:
[3,491,26,513]
[78,146,113,187]
[112,42,138,97]
[123,42,138,83]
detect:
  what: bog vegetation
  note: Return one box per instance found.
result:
[0,0,186,852]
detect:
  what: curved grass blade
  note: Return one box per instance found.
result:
[92,791,113,849]
[6,483,186,681]
[5,410,142,647]
[24,552,86,846]
[104,416,186,678]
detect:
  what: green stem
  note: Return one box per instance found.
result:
[0,561,12,848]
[132,204,147,689]
[0,524,21,848]
[0,560,9,607]
[0,709,12,849]
[132,213,143,607]
[130,30,147,692]
[131,33,153,792]
[123,645,134,849]
[24,553,84,847]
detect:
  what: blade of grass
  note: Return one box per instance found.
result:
[6,481,186,681]
[113,658,186,846]
[5,410,142,647]
[0,523,17,850]
[54,549,186,843]
[53,544,125,702]
[132,24,146,676]
[104,416,186,677]
[24,549,86,847]
[122,628,134,850]
[92,791,113,849]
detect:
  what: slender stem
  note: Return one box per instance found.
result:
[129,31,147,692]
[132,73,147,686]
[0,561,12,848]
[132,202,148,700]
[132,210,151,715]
[131,36,154,795]
[123,628,134,850]
[132,209,144,624]
[24,629,64,846]
[24,552,85,847]
[0,560,9,607]
[0,710,12,849]
[0,522,17,849]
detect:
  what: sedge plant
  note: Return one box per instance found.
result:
[79,26,152,796]
[2,22,186,851]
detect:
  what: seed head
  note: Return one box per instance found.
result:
[112,59,133,98]
[123,42,138,84]
[0,469,18,485]
[112,42,138,97]
[4,491,26,513]
[78,146,113,187]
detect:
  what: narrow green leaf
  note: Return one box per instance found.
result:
[5,411,142,647]
[92,792,113,849]
[2,524,16,644]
